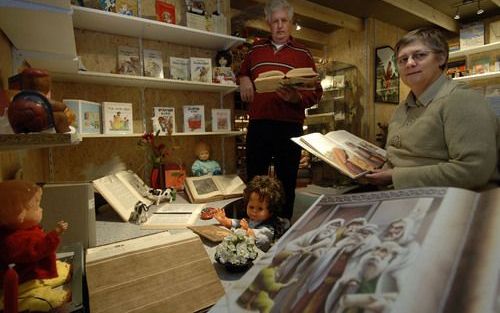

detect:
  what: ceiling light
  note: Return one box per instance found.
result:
[477,0,484,14]
[296,24,301,31]
[454,7,460,19]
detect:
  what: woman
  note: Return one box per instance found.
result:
[366,27,498,189]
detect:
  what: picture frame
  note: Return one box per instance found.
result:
[375,46,399,104]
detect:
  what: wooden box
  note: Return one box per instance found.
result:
[85,231,224,313]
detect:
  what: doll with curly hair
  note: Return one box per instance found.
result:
[214,175,288,252]
[0,180,71,312]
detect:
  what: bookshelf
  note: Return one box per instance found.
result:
[449,41,500,82]
[0,133,81,151]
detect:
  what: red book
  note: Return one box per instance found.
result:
[155,1,176,24]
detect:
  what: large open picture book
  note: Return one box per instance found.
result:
[140,203,205,230]
[292,130,387,179]
[254,67,318,93]
[184,174,246,203]
[211,186,500,313]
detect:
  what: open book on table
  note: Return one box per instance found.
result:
[141,203,205,230]
[211,186,500,313]
[184,174,246,203]
[254,67,319,93]
[292,130,387,179]
[92,170,153,221]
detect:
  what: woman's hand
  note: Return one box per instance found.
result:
[240,76,254,103]
[364,168,394,186]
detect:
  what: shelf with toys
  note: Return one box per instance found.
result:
[448,41,500,83]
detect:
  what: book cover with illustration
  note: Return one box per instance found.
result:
[183,105,205,133]
[117,46,141,76]
[143,49,164,78]
[211,108,231,132]
[115,0,137,15]
[155,0,176,24]
[102,102,133,135]
[190,57,212,83]
[170,57,190,80]
[152,106,175,135]
[63,99,101,134]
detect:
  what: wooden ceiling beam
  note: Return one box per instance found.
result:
[491,0,500,7]
[249,0,364,32]
[244,19,329,47]
[380,0,459,33]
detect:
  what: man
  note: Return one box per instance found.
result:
[239,0,323,220]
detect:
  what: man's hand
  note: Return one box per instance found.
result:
[276,86,301,104]
[240,76,254,103]
[364,168,393,186]
[55,220,68,234]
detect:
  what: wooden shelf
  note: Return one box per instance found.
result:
[453,71,500,82]
[72,6,246,51]
[52,71,238,94]
[81,131,244,138]
[449,41,500,59]
[0,133,82,150]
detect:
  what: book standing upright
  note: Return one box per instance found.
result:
[117,46,141,76]
[169,57,190,80]
[102,102,134,135]
[63,99,101,134]
[211,108,231,132]
[152,106,175,135]
[183,105,205,133]
[143,49,164,78]
[190,57,212,83]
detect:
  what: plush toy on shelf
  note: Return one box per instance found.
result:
[0,180,71,312]
[191,141,222,176]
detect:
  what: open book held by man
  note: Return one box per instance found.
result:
[292,130,387,179]
[254,67,319,93]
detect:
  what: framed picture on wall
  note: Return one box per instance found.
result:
[375,46,399,104]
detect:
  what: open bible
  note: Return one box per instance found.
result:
[292,130,387,179]
[184,174,246,203]
[211,186,500,313]
[254,67,319,93]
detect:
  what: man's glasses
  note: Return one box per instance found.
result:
[397,50,434,66]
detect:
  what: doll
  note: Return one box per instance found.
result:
[191,141,222,176]
[213,175,287,252]
[0,180,71,312]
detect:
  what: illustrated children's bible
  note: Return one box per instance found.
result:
[292,130,387,179]
[254,67,319,93]
[184,174,246,203]
[210,186,500,313]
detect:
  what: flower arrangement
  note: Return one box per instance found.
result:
[215,229,259,267]
[138,130,168,168]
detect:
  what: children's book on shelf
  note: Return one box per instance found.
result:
[63,99,101,134]
[152,106,176,135]
[102,102,133,135]
[183,105,205,133]
[184,174,246,203]
[190,57,212,83]
[143,49,164,78]
[447,60,467,78]
[92,170,152,222]
[169,57,190,80]
[459,21,485,49]
[141,203,205,229]
[211,108,231,132]
[254,67,319,93]
[292,130,387,179]
[213,66,236,85]
[117,46,141,76]
[211,186,500,313]
[155,0,176,24]
[115,0,137,16]
[470,56,491,75]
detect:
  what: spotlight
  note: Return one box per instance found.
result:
[296,24,301,31]
[477,0,484,14]
[454,7,460,19]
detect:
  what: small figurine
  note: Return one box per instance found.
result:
[213,50,236,84]
[213,175,288,252]
[0,180,71,312]
[191,141,222,176]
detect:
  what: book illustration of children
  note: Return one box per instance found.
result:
[213,175,288,252]
[196,66,209,83]
[110,111,123,130]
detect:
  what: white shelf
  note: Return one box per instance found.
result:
[81,131,243,138]
[52,71,238,93]
[453,71,500,82]
[0,132,81,150]
[449,41,500,59]
[72,6,246,51]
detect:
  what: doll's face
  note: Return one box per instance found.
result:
[21,189,43,227]
[198,149,210,161]
[246,192,272,222]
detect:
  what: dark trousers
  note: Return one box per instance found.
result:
[246,119,303,219]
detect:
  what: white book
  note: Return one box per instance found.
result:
[211,108,231,132]
[190,57,212,83]
[184,174,246,203]
[143,48,164,78]
[169,56,190,80]
[63,99,101,134]
[141,203,205,229]
[152,106,176,135]
[183,105,205,133]
[102,101,133,135]
[117,46,141,76]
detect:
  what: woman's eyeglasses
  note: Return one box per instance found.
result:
[397,50,434,66]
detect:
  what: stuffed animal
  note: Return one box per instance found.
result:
[0,180,71,312]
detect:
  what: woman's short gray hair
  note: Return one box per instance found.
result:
[394,27,449,70]
[264,0,294,22]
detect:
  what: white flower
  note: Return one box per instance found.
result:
[215,229,258,265]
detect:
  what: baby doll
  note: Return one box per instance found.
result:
[0,180,70,312]
[191,141,222,176]
[213,175,285,252]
